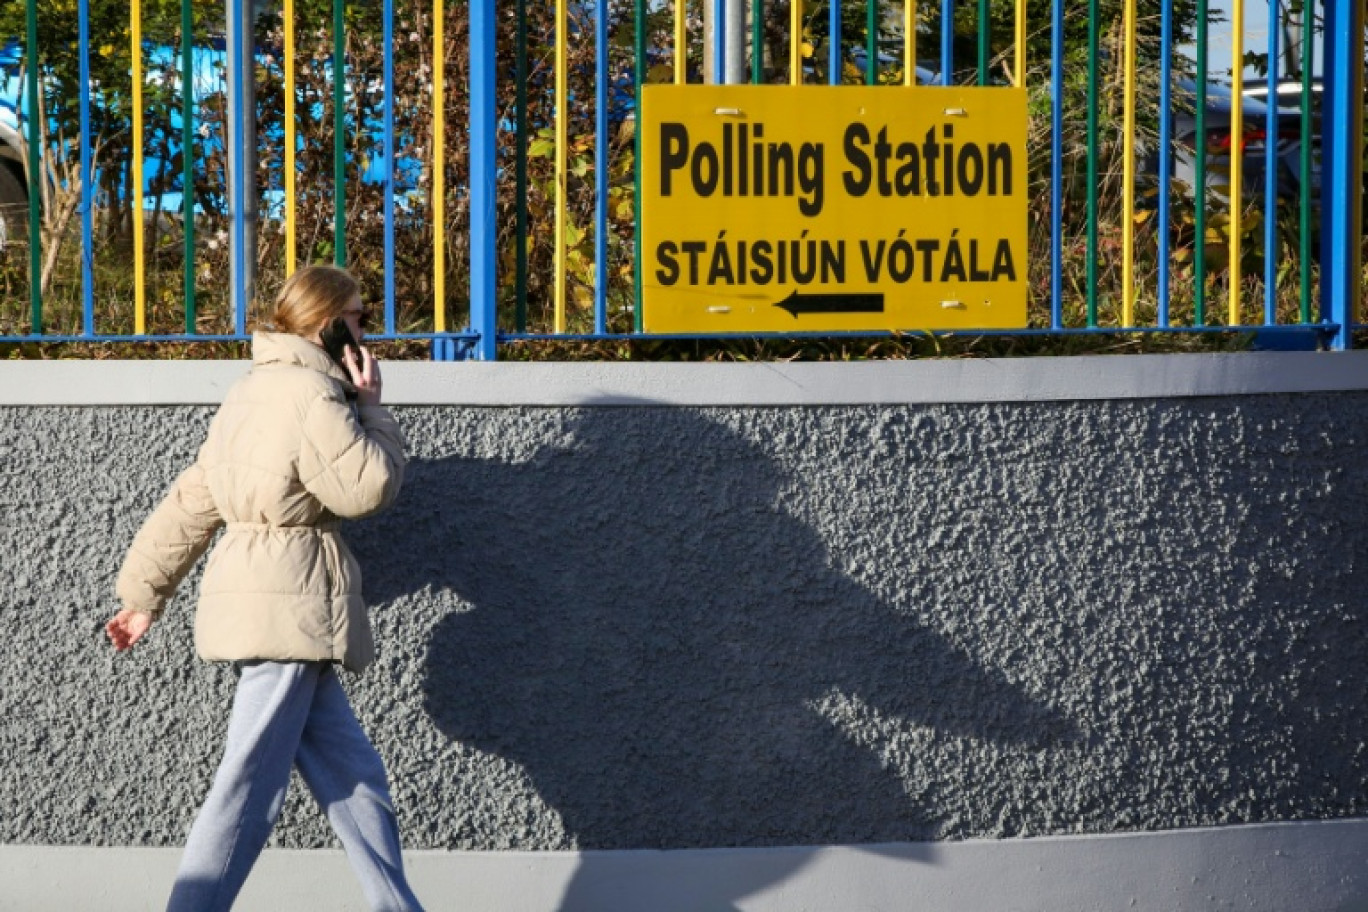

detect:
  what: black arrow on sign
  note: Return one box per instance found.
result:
[773,290,885,317]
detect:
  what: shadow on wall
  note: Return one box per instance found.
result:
[360,403,1075,910]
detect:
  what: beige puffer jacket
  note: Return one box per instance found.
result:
[115,331,406,672]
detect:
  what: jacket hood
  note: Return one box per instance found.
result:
[252,330,355,391]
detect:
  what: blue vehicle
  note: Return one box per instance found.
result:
[0,39,225,244]
[0,37,426,247]
[0,41,29,245]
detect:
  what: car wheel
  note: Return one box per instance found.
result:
[0,164,29,249]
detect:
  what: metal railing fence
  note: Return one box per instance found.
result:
[1,0,1363,357]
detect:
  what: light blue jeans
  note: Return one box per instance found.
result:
[166,661,424,912]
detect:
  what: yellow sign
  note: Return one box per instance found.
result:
[640,85,1028,333]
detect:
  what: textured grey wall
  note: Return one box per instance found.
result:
[2,395,1365,866]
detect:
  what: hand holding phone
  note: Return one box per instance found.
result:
[348,346,382,406]
[318,315,381,404]
[319,316,359,369]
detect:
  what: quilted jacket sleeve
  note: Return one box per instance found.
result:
[298,393,407,519]
[115,461,224,618]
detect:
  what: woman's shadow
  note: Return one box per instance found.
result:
[355,404,1075,908]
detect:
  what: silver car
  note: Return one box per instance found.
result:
[1151,78,1286,203]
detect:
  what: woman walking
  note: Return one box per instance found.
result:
[106,265,425,912]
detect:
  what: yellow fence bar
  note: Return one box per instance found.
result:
[132,0,145,333]
[1120,0,1136,326]
[433,0,446,332]
[675,0,686,84]
[1229,0,1243,325]
[790,0,801,84]
[1014,0,1025,86]
[284,0,296,276]
[905,0,916,85]
[554,0,568,332]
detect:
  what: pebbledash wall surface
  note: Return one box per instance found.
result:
[3,353,1368,911]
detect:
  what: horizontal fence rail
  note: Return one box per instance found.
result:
[0,0,1362,356]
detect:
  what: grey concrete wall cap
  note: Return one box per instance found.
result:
[4,351,1368,406]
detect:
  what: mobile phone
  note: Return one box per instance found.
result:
[319,317,359,369]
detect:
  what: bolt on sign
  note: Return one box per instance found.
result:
[640,85,1028,333]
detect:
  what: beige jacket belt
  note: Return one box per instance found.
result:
[224,521,341,533]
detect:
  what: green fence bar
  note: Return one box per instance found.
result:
[333,0,345,266]
[753,0,763,82]
[978,0,989,85]
[634,0,645,332]
[1085,0,1099,326]
[1298,1,1313,324]
[25,0,40,333]
[867,0,877,84]
[182,0,196,333]
[515,0,528,331]
[1193,0,1208,325]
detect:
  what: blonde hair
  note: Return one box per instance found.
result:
[269,265,360,337]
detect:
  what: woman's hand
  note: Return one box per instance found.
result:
[106,608,153,651]
[343,345,383,407]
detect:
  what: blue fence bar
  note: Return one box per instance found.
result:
[714,0,725,82]
[383,0,396,336]
[1320,0,1363,349]
[1157,0,1173,327]
[1263,0,1279,327]
[1,0,1362,355]
[1050,0,1064,330]
[181,0,196,334]
[941,0,953,84]
[595,0,609,334]
[829,0,840,84]
[468,0,497,360]
[228,0,250,336]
